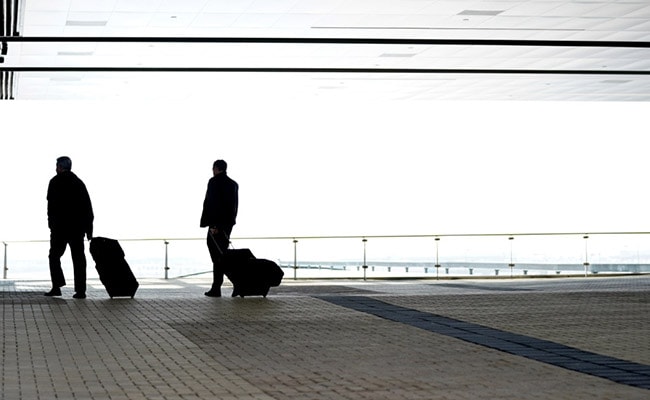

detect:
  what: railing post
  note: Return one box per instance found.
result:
[435,237,441,280]
[509,236,515,278]
[164,240,169,279]
[583,235,589,277]
[3,242,7,279]
[362,238,368,281]
[293,239,298,280]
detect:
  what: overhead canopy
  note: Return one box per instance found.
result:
[2,0,650,101]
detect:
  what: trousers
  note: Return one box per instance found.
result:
[206,226,233,290]
[48,231,87,294]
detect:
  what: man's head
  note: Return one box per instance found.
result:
[56,156,72,174]
[213,159,227,175]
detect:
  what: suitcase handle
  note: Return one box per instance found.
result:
[209,229,233,255]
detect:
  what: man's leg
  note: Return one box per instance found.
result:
[216,227,234,295]
[69,234,87,297]
[47,232,67,295]
[205,231,223,296]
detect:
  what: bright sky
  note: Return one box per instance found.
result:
[1,99,649,242]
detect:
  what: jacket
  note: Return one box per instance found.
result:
[47,171,94,236]
[200,172,239,228]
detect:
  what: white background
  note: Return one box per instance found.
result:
[1,99,649,242]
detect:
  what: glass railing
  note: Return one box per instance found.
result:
[3,232,650,281]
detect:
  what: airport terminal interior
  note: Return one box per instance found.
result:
[2,1,649,399]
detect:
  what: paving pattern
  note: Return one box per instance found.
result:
[1,275,649,399]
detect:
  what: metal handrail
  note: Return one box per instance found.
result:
[3,231,650,281]
[4,230,650,244]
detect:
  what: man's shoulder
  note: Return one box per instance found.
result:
[212,174,238,185]
[68,172,87,186]
[49,173,67,185]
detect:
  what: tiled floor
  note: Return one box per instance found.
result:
[1,275,649,399]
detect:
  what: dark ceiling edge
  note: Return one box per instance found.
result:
[1,67,648,75]
[0,36,649,48]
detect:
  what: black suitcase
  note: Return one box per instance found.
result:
[89,237,139,298]
[220,248,284,297]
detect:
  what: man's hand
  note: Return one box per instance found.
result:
[209,227,219,235]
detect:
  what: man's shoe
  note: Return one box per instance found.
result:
[73,293,86,299]
[204,290,221,297]
[44,288,62,297]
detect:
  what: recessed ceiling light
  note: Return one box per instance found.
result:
[66,20,108,27]
[380,53,416,58]
[57,51,94,56]
[50,76,82,81]
[458,10,504,16]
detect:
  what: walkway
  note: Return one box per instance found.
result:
[1,275,649,399]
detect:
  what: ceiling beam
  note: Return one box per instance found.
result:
[2,67,648,75]
[0,36,649,48]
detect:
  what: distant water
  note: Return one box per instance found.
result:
[4,256,646,281]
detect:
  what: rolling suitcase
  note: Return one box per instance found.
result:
[213,235,284,297]
[225,255,284,297]
[89,237,139,298]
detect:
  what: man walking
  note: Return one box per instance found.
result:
[200,159,239,297]
[45,156,94,299]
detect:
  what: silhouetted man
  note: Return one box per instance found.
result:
[45,156,94,299]
[200,159,238,297]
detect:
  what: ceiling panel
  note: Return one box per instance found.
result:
[1,0,649,100]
